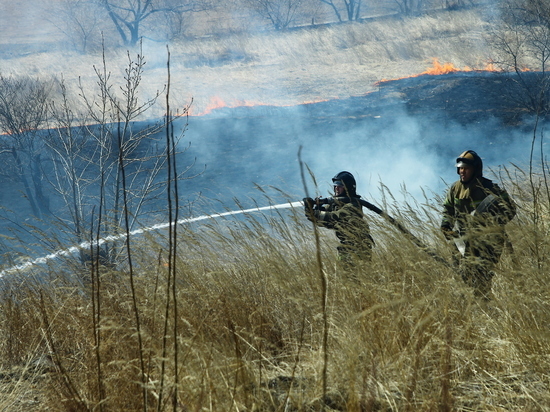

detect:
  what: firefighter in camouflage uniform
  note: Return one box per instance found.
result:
[304,171,374,268]
[441,150,516,300]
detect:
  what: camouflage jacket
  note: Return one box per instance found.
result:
[441,176,516,235]
[311,196,374,253]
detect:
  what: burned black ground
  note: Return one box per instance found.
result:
[1,71,542,262]
[181,71,539,206]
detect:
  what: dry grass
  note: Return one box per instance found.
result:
[0,176,549,411]
[1,4,549,411]
[1,7,499,115]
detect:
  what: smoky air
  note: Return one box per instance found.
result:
[182,78,535,208]
[0,70,542,270]
[0,0,544,272]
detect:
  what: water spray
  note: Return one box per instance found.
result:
[0,201,303,278]
[1,197,452,278]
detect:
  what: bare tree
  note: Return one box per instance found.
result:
[319,0,362,21]
[149,2,192,41]
[49,0,110,53]
[45,79,96,245]
[75,49,166,248]
[0,75,54,218]
[96,0,213,46]
[491,0,550,115]
[392,0,427,16]
[43,46,196,266]
[244,0,310,30]
[491,0,550,271]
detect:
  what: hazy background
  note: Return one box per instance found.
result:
[0,0,543,249]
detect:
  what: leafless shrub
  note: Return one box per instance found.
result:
[319,0,363,21]
[241,0,316,30]
[490,0,550,115]
[0,74,55,218]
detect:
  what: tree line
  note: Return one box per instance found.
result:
[50,0,474,52]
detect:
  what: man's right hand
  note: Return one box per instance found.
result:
[303,197,315,220]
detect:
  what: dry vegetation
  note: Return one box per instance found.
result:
[1,2,550,411]
[1,172,550,411]
[1,4,500,115]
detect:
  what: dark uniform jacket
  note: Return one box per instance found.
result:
[441,176,516,260]
[311,196,374,261]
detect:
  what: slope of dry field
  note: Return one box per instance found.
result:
[3,4,550,412]
[0,2,503,115]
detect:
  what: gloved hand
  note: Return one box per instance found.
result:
[442,227,459,240]
[303,197,315,220]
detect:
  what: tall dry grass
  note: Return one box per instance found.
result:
[1,4,549,411]
[0,170,549,411]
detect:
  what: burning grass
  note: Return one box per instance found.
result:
[0,175,549,411]
[1,7,502,116]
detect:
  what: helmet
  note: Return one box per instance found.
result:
[456,150,483,177]
[332,171,357,196]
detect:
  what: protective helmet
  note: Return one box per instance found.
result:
[332,171,357,196]
[456,150,483,177]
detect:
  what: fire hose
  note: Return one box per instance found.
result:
[0,201,304,277]
[304,197,453,269]
[1,198,452,277]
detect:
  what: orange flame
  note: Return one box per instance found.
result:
[187,58,531,116]
[421,59,466,75]
[189,96,269,116]
[375,58,505,85]
[189,96,330,116]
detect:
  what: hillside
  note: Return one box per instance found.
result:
[2,3,550,412]
[0,3,504,115]
[0,3,541,257]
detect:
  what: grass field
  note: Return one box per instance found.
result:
[1,2,550,411]
[1,178,550,411]
[1,3,501,115]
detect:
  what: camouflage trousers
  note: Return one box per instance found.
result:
[458,237,504,300]
[458,257,495,300]
[337,246,372,283]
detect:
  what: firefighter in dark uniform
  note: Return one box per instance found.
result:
[304,171,374,268]
[441,150,516,300]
